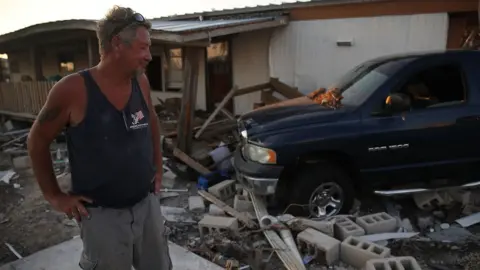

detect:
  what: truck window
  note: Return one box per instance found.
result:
[388,64,466,110]
[338,58,415,107]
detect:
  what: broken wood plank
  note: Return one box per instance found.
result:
[156,97,165,106]
[0,133,28,149]
[215,104,235,120]
[176,47,201,154]
[173,147,211,175]
[249,192,306,270]
[164,119,231,138]
[261,89,281,105]
[194,86,237,139]
[197,190,257,229]
[198,121,237,140]
[270,78,303,99]
[233,83,271,97]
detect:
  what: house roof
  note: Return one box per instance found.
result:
[150,16,288,43]
[0,16,288,47]
[158,0,380,21]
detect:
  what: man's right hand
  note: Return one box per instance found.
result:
[47,193,93,222]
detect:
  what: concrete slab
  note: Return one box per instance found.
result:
[0,238,222,270]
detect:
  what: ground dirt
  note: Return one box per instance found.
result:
[0,156,78,266]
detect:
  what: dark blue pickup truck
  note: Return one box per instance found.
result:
[233,50,480,218]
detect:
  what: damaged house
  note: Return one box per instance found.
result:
[0,0,479,121]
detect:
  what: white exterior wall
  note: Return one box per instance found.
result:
[232,29,273,115]
[269,13,449,94]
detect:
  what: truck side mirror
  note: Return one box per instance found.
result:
[385,93,411,113]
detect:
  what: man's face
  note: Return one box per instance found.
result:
[119,27,152,76]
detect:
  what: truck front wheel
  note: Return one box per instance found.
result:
[286,163,355,219]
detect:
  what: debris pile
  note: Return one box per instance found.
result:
[160,173,480,270]
[159,77,304,180]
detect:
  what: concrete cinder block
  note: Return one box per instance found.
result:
[188,196,205,213]
[334,217,365,240]
[356,212,397,234]
[208,180,236,201]
[198,215,238,237]
[365,256,422,270]
[233,194,254,213]
[12,156,31,170]
[235,184,244,195]
[448,190,472,206]
[208,204,226,216]
[413,191,450,210]
[340,236,391,269]
[297,228,340,265]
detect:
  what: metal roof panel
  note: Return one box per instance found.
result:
[150,17,274,33]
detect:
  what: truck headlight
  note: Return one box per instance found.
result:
[243,143,277,164]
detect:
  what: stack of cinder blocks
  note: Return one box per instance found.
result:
[197,179,240,237]
[295,212,421,269]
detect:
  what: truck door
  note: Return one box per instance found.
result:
[359,55,478,187]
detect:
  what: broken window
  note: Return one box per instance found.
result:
[390,64,466,110]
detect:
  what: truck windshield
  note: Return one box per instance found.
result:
[330,57,415,107]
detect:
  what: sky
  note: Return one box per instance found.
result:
[0,0,300,35]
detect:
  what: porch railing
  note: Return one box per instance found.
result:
[0,81,55,115]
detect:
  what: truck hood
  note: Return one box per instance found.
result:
[239,96,350,136]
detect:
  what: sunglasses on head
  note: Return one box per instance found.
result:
[110,13,146,39]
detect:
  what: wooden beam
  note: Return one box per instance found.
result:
[270,78,304,98]
[194,86,237,139]
[198,190,257,229]
[176,47,201,154]
[233,82,271,97]
[173,148,211,175]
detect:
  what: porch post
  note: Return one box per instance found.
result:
[87,38,94,67]
[176,47,201,154]
[29,46,43,80]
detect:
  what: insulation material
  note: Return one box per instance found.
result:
[269,13,448,94]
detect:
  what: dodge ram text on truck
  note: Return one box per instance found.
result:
[233,50,480,218]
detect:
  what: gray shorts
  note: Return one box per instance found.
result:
[78,193,172,270]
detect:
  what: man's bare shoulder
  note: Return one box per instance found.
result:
[51,73,85,98]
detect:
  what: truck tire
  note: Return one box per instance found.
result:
[286,163,355,219]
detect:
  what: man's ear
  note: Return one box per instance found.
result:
[111,35,122,51]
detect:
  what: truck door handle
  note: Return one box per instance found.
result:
[456,116,480,123]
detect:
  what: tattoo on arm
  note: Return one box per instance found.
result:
[37,107,61,124]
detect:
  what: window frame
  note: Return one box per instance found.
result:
[372,61,469,115]
[165,47,185,92]
[58,52,75,73]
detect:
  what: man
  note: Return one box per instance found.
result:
[27,6,172,270]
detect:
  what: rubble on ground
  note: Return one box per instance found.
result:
[160,174,480,270]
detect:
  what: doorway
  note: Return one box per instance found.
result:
[206,41,233,113]
[146,55,162,91]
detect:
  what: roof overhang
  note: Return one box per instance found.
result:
[0,20,98,45]
[150,16,289,44]
[0,16,289,49]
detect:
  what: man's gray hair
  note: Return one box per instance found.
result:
[96,5,152,53]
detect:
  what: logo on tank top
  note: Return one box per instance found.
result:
[129,110,148,130]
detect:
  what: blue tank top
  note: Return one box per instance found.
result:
[66,70,155,208]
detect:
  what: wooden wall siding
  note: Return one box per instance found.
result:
[0,81,54,114]
[290,0,478,21]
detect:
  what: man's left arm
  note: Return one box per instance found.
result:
[139,74,163,193]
